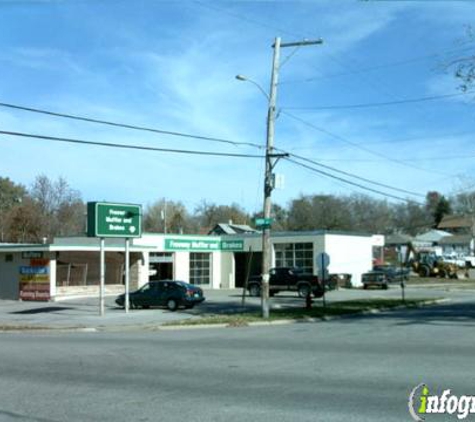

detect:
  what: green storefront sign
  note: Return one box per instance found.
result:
[165,238,244,252]
[87,202,142,238]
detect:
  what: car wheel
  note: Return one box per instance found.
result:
[297,284,311,298]
[363,284,368,290]
[382,284,388,290]
[167,299,178,311]
[249,284,261,297]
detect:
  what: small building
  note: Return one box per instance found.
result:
[207,223,258,236]
[0,230,380,301]
[438,234,473,257]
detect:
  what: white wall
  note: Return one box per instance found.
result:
[219,252,234,289]
[174,252,189,283]
[325,234,373,286]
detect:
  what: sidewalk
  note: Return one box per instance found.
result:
[0,286,458,332]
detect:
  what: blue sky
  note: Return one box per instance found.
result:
[1,0,475,213]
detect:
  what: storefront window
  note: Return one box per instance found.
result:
[274,243,313,273]
[190,252,211,285]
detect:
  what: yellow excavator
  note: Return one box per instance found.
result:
[404,243,460,279]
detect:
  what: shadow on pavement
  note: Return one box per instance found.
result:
[338,301,475,327]
[10,306,74,315]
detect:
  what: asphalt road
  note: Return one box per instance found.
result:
[0,295,474,422]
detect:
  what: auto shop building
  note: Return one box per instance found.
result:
[0,231,381,301]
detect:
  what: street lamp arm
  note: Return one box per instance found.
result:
[235,74,270,101]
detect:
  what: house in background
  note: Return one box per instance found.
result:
[438,234,474,257]
[438,215,473,235]
[208,223,258,236]
[413,229,452,253]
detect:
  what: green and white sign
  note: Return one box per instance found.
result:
[255,217,273,228]
[165,238,244,252]
[87,202,142,238]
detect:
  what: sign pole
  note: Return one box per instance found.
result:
[125,238,130,313]
[321,254,326,307]
[100,237,105,316]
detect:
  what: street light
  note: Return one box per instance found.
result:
[235,75,270,101]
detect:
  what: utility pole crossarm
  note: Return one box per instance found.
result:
[278,39,324,48]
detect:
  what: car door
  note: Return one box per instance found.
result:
[133,283,154,307]
[153,282,167,306]
[269,268,279,291]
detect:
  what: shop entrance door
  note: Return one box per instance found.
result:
[149,253,174,281]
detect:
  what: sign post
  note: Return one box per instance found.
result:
[125,238,130,313]
[317,252,330,307]
[100,237,105,316]
[87,202,142,316]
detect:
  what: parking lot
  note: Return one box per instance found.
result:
[0,281,473,331]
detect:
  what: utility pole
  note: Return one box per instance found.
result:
[261,36,323,319]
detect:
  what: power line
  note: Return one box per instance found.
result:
[280,45,475,85]
[0,101,263,150]
[280,150,425,197]
[285,157,423,204]
[282,110,456,178]
[0,100,429,198]
[283,91,470,111]
[0,130,265,158]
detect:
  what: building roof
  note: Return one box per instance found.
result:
[208,223,258,235]
[385,233,413,245]
[414,229,452,243]
[438,215,473,230]
[438,234,473,246]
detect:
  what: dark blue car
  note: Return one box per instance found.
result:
[115,280,205,311]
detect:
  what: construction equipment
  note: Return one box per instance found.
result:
[404,243,460,279]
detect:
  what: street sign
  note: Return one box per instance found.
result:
[316,252,330,280]
[255,217,274,228]
[87,202,142,238]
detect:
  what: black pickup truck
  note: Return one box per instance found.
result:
[247,267,324,298]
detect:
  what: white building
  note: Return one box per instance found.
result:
[0,230,381,301]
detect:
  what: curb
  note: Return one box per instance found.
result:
[0,298,449,333]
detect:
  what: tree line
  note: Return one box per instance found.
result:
[1,175,472,243]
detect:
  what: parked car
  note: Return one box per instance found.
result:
[440,254,466,268]
[115,280,205,311]
[362,271,389,290]
[247,267,324,298]
[372,265,410,282]
[465,256,475,268]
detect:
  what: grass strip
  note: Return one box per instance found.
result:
[164,298,436,327]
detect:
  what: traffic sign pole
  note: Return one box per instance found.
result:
[100,237,105,316]
[125,238,130,313]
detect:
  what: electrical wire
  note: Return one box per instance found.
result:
[0,101,263,150]
[282,110,455,178]
[278,150,425,197]
[0,99,430,197]
[0,130,265,158]
[285,157,423,204]
[283,91,470,111]
[280,45,475,84]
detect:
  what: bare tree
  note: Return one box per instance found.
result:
[144,198,196,234]
[0,177,27,242]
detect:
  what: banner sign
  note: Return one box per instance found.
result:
[19,263,50,301]
[164,238,244,252]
